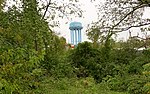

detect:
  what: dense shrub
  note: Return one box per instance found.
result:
[127,75,147,94]
[36,77,128,94]
[105,74,147,94]
[69,42,104,80]
[104,49,150,94]
[0,48,45,93]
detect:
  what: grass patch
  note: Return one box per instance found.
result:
[37,77,128,94]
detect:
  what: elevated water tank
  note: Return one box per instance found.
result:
[69,22,83,30]
[69,22,83,45]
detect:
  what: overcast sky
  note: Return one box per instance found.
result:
[54,0,99,43]
[54,1,150,43]
[5,0,150,43]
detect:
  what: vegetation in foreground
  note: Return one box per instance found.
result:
[0,0,150,94]
[37,77,128,94]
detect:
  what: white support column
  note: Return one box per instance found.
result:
[72,30,74,45]
[74,30,77,45]
[80,29,82,42]
[78,29,81,43]
[70,30,72,44]
[78,29,80,43]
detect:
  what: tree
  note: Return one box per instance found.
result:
[0,0,83,93]
[0,1,47,92]
[38,0,82,25]
[91,0,150,42]
[0,0,3,10]
[69,42,101,77]
[103,0,149,29]
[86,21,105,48]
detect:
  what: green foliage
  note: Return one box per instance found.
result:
[126,75,147,94]
[36,77,128,94]
[0,47,45,93]
[0,0,4,11]
[0,0,150,93]
[105,74,148,94]
[102,48,150,94]
[87,27,102,48]
[69,42,104,80]
[0,0,84,93]
[106,75,128,92]
[142,50,150,93]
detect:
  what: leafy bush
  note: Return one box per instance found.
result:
[143,62,150,93]
[69,42,105,81]
[36,77,128,94]
[105,74,148,94]
[0,48,46,93]
[106,75,128,92]
[126,75,147,94]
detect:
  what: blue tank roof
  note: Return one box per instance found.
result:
[69,22,83,30]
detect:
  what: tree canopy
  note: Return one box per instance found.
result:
[0,0,150,93]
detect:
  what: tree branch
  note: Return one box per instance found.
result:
[122,22,150,31]
[110,4,148,31]
[42,0,52,19]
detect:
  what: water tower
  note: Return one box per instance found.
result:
[69,22,83,45]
